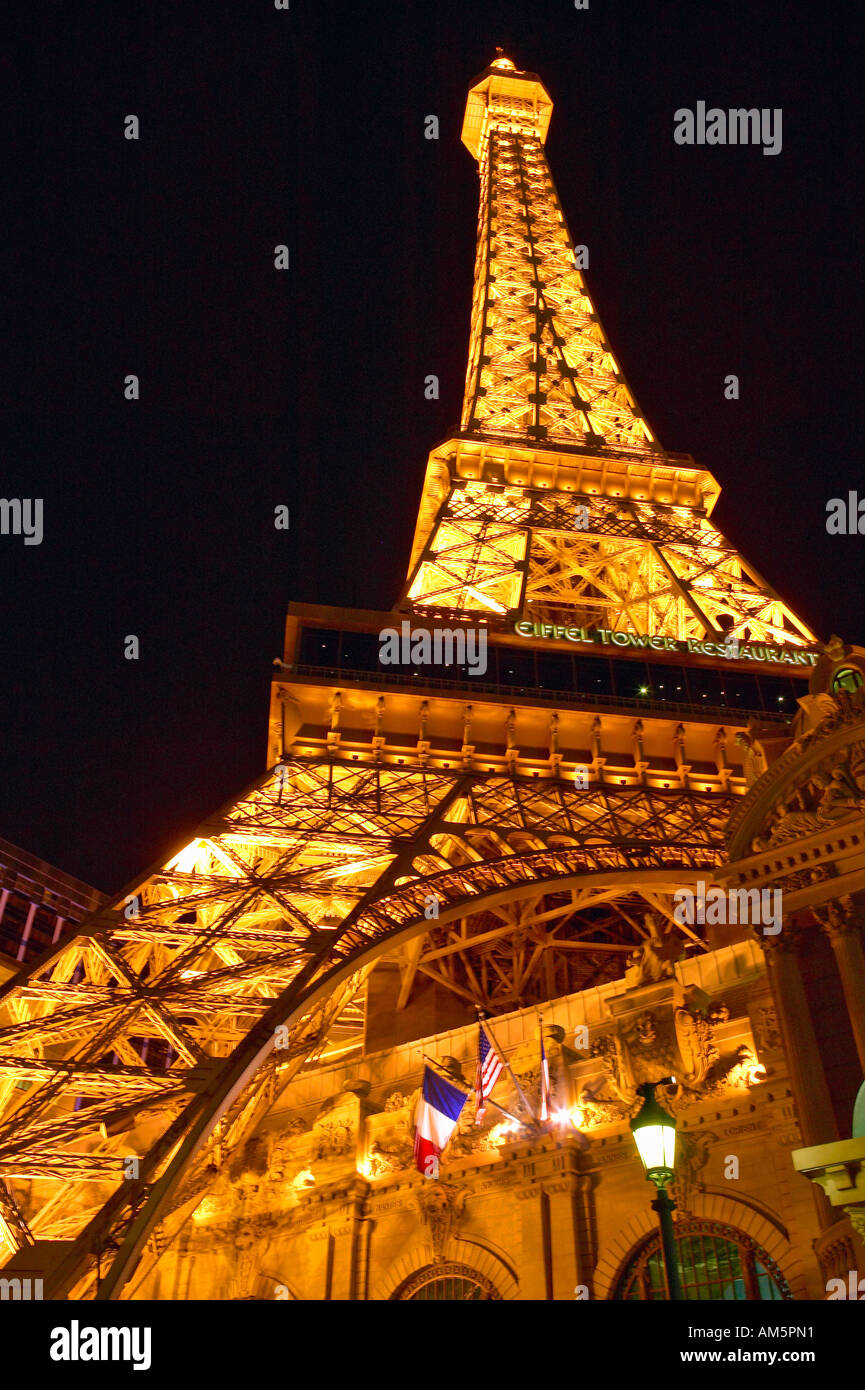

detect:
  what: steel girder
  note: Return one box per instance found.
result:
[461,125,652,450]
[406,477,817,643]
[406,77,816,648]
[0,753,735,1297]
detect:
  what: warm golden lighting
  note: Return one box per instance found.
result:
[490,1119,523,1146]
[630,1085,677,1181]
[0,51,827,1308]
[166,839,206,874]
[633,1117,676,1174]
[465,586,507,614]
[405,61,817,648]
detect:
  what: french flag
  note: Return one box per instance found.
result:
[413,1065,468,1177]
[539,1032,551,1122]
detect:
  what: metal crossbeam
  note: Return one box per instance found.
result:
[0,755,733,1295]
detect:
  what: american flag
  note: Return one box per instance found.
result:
[475,1023,504,1123]
[539,1031,551,1121]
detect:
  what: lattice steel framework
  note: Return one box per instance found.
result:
[405,56,815,646]
[0,755,730,1296]
[0,52,817,1301]
[459,67,652,450]
[406,480,816,643]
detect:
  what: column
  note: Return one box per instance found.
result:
[764,931,839,1232]
[515,1185,551,1300]
[347,1176,371,1301]
[546,1173,596,1299]
[763,933,838,1147]
[821,907,865,1076]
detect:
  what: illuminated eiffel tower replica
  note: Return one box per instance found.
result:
[0,54,822,1300]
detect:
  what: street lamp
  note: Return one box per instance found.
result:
[630,1079,683,1300]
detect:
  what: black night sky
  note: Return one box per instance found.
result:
[2,0,863,894]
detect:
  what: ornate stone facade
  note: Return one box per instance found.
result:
[124,937,846,1302]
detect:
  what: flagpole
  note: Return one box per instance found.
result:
[477,1009,538,1122]
[538,1011,550,1122]
[422,1054,471,1095]
[420,1056,524,1130]
[483,1097,525,1127]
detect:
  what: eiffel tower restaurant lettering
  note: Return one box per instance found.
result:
[512,622,819,666]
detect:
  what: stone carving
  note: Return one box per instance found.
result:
[734,731,766,788]
[367,1137,412,1176]
[576,1080,628,1129]
[599,971,721,1102]
[730,684,865,846]
[846,1207,865,1241]
[819,759,865,814]
[414,1180,468,1262]
[589,1033,628,1099]
[366,1095,415,1174]
[696,1044,767,1100]
[191,1188,227,1225]
[635,1011,658,1045]
[509,1026,565,1115]
[673,1008,718,1085]
[449,1101,488,1156]
[726,1045,767,1089]
[789,685,865,754]
[817,1232,858,1287]
[670,1129,718,1214]
[752,735,865,852]
[313,1118,354,1160]
[437,1056,466,1083]
[623,916,682,988]
[812,894,860,938]
[267,1120,308,1183]
[752,1004,782,1053]
[192,1160,268,1225]
[756,805,821,850]
[228,1224,259,1301]
[824,635,848,661]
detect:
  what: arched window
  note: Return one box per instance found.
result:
[393,1262,502,1301]
[612,1219,791,1301]
[831,667,864,694]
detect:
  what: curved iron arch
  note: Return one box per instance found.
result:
[392,1262,503,1300]
[0,758,733,1299]
[609,1217,793,1301]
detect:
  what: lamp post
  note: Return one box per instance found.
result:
[630,1079,683,1301]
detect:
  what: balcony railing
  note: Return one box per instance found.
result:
[286,663,791,727]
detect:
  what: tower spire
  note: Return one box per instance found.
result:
[459,56,655,451]
[402,58,816,650]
